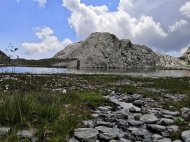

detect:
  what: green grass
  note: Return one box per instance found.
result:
[0,90,107,141]
[0,74,190,141]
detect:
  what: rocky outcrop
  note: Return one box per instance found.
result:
[0,50,9,64]
[180,47,190,63]
[54,32,186,69]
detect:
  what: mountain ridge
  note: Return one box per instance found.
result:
[54,32,186,69]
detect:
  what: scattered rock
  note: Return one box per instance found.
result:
[68,91,189,142]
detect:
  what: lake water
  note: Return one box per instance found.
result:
[0,66,190,77]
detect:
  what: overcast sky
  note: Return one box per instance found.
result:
[0,0,190,59]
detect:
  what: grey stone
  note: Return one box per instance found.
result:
[167,125,179,133]
[162,114,175,119]
[99,133,113,140]
[181,130,190,142]
[83,120,95,128]
[91,113,99,118]
[97,121,113,127]
[127,119,143,126]
[126,94,142,102]
[152,134,163,140]
[133,100,145,107]
[74,128,99,142]
[96,126,124,139]
[17,130,34,138]
[162,110,179,116]
[157,118,174,125]
[98,106,112,111]
[147,124,166,132]
[155,138,172,142]
[173,140,182,142]
[161,130,170,137]
[109,140,120,142]
[119,138,131,142]
[68,138,80,142]
[181,107,190,120]
[17,129,37,142]
[0,127,10,136]
[140,113,158,123]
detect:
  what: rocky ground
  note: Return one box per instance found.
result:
[68,82,190,142]
[0,74,190,142]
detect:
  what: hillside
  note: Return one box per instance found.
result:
[0,50,10,64]
[54,32,186,69]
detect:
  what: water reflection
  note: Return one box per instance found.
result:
[0,66,190,77]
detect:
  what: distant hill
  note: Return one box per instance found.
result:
[0,50,10,64]
[54,32,186,69]
[180,47,190,64]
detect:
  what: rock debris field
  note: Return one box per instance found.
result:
[69,91,190,142]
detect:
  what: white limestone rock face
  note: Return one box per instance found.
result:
[54,32,186,69]
[181,47,190,63]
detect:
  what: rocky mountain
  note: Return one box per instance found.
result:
[0,50,9,64]
[54,32,186,69]
[180,47,190,63]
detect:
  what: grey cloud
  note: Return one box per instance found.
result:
[63,0,190,57]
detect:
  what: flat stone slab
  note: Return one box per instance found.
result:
[96,126,123,139]
[74,128,99,142]
[162,110,179,116]
[147,124,166,132]
[140,113,158,123]
[155,138,172,142]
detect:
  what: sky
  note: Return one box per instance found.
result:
[0,0,190,59]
